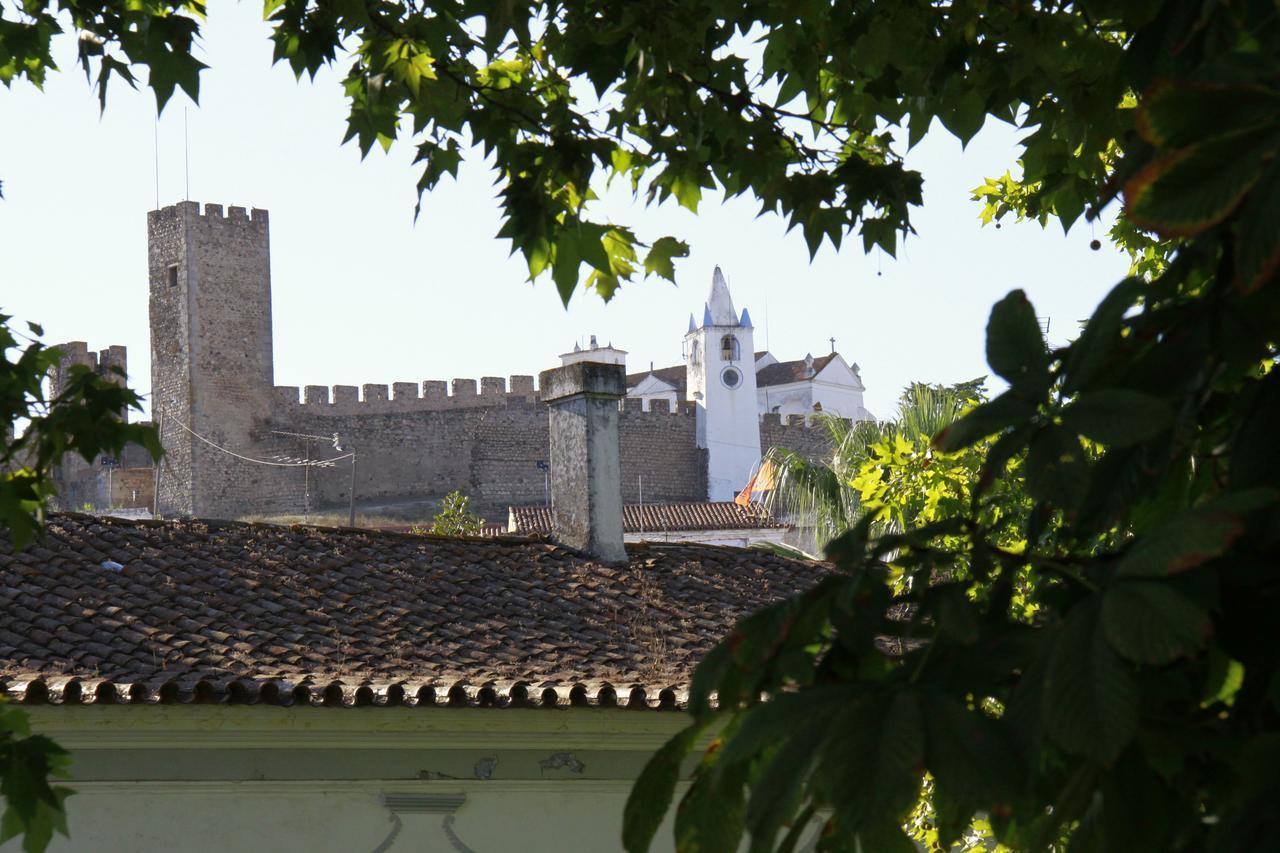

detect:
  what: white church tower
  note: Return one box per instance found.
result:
[685,267,762,501]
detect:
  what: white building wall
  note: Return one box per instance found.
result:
[626,375,680,412]
[15,706,706,853]
[633,391,678,412]
[687,322,761,501]
[36,781,673,853]
[625,527,788,548]
[758,378,873,421]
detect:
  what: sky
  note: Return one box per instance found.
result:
[0,0,1132,419]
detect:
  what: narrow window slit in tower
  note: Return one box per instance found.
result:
[167,265,179,287]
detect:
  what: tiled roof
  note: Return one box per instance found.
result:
[629,354,842,393]
[509,503,783,535]
[625,364,687,395]
[755,353,840,387]
[0,514,821,709]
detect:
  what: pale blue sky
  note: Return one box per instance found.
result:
[0,0,1130,418]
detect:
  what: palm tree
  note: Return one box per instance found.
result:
[764,380,984,552]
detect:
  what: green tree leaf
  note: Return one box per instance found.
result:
[1124,128,1273,238]
[1115,493,1278,577]
[1060,279,1142,396]
[933,391,1034,453]
[1060,389,1173,447]
[643,237,689,284]
[674,733,748,853]
[623,721,706,853]
[1025,427,1088,510]
[744,706,836,851]
[985,290,1049,393]
[1136,82,1280,149]
[924,696,1021,847]
[1102,581,1210,664]
[814,694,924,834]
[1233,161,1280,293]
[1044,603,1139,762]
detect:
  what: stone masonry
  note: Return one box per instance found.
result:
[46,342,155,511]
[55,201,834,520]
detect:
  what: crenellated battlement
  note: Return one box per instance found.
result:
[269,376,725,421]
[757,411,841,462]
[147,200,268,228]
[621,398,698,417]
[52,341,127,372]
[619,399,696,420]
[50,342,129,398]
[272,374,543,414]
[758,412,850,431]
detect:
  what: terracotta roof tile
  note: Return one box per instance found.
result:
[509,502,782,534]
[755,353,840,388]
[0,514,822,709]
[625,364,688,394]
[629,353,842,394]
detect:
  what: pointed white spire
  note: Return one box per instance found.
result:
[707,266,738,326]
[688,313,696,334]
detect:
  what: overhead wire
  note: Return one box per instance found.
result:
[165,415,353,468]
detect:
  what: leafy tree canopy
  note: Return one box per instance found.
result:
[5,0,1153,304]
[424,489,485,536]
[765,380,986,551]
[2,0,1279,851]
[618,0,1280,848]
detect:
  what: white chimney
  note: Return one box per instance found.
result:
[538,361,627,561]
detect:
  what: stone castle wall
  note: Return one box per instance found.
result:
[47,342,154,512]
[248,385,827,519]
[53,201,835,521]
[52,360,833,522]
[259,388,712,517]
[760,412,838,460]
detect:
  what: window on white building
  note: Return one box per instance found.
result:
[720,335,739,361]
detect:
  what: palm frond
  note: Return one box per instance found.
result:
[760,380,986,551]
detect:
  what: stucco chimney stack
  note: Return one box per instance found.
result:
[538,361,627,561]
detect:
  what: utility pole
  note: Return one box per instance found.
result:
[303,437,312,522]
[348,451,357,528]
[152,407,164,518]
[103,455,118,507]
[537,460,550,507]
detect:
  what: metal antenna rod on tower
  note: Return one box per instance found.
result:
[153,112,160,208]
[763,285,771,353]
[184,107,190,201]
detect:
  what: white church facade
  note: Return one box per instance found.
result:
[578,267,876,501]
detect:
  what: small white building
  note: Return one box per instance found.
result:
[755,351,875,421]
[559,335,628,368]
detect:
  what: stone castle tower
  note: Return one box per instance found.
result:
[148,201,278,517]
[684,267,762,501]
